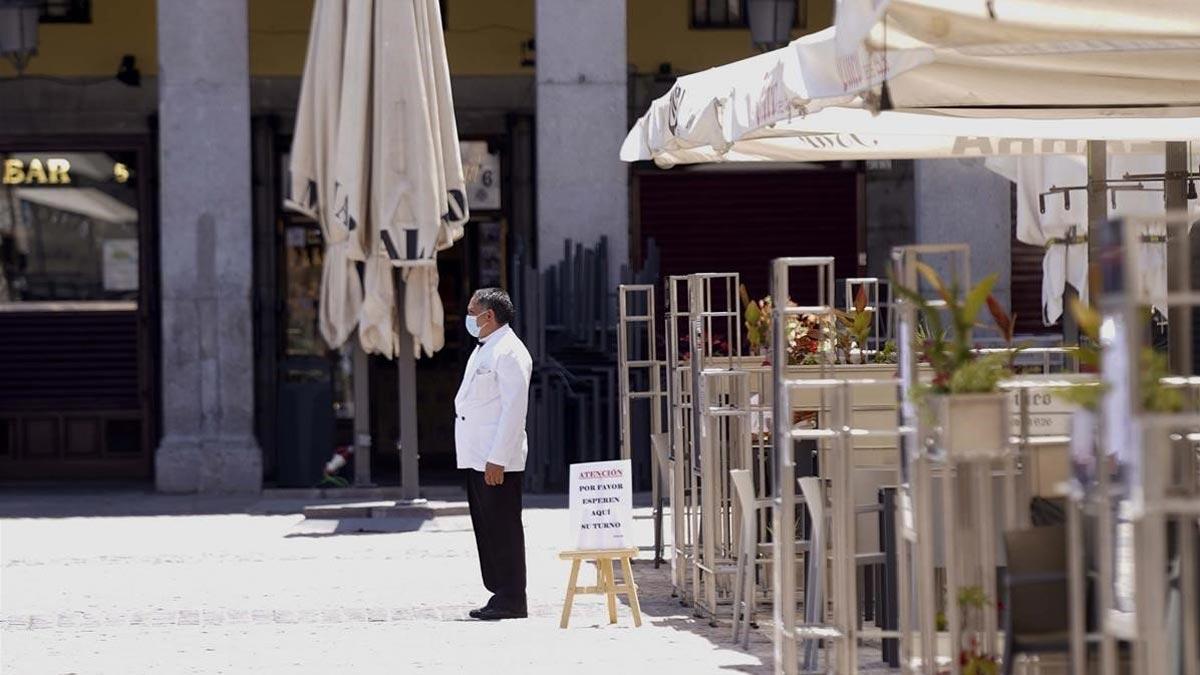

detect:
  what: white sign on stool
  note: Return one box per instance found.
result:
[568,459,633,551]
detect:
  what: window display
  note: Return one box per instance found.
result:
[1,152,140,306]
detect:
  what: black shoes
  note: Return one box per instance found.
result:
[473,606,527,621]
[468,599,528,620]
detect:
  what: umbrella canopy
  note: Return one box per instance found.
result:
[285,0,362,350]
[622,2,1200,333]
[359,0,468,359]
[833,0,1200,108]
[288,0,466,358]
[623,100,1200,166]
[623,1,1200,167]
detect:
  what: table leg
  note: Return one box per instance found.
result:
[560,558,581,629]
[622,555,643,628]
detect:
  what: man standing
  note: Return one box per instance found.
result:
[455,288,533,621]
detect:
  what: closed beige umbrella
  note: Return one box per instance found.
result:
[359,0,467,359]
[326,0,372,339]
[284,0,361,349]
[290,0,465,497]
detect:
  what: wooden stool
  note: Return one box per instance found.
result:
[558,548,643,628]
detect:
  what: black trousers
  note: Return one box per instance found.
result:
[465,469,527,611]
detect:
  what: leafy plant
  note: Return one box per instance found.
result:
[957,585,990,610]
[891,262,1015,394]
[835,285,874,353]
[744,283,892,365]
[788,312,829,365]
[1058,297,1184,413]
[1141,347,1186,412]
[952,586,1001,675]
[741,284,772,354]
[947,352,1010,394]
[873,339,898,364]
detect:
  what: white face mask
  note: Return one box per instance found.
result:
[466,313,482,338]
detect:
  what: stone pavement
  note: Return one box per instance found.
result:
[0,489,892,674]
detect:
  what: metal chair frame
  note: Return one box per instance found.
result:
[617,285,668,566]
[1089,215,1200,675]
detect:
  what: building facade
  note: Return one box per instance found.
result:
[0,0,1023,491]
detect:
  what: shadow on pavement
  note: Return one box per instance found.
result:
[284,514,476,538]
[0,486,269,519]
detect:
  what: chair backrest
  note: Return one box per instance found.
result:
[798,476,824,523]
[1003,525,1069,637]
[729,469,757,556]
[798,476,827,638]
[729,469,755,512]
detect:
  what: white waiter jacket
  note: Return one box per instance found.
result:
[454,324,533,472]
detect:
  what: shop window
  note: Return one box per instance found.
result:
[39,0,91,24]
[691,0,805,29]
[1,151,140,306]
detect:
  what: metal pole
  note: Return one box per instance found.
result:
[689,275,708,619]
[772,259,798,675]
[942,461,961,675]
[617,288,632,460]
[1068,491,1087,675]
[1087,140,1108,304]
[352,340,373,486]
[880,486,901,667]
[650,291,667,568]
[395,272,420,501]
[666,276,689,599]
[835,381,857,673]
[1165,141,1191,374]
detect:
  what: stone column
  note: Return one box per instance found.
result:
[535,0,628,280]
[155,0,261,492]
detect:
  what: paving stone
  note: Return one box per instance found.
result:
[4,616,31,630]
[0,492,906,674]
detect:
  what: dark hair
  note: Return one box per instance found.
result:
[473,287,515,326]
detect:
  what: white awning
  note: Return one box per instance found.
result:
[15,187,138,225]
[623,1,1200,167]
[833,0,1200,108]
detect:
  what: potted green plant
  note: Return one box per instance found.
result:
[835,285,874,364]
[740,284,773,357]
[873,339,898,364]
[740,285,833,365]
[743,283,900,368]
[953,586,1001,675]
[893,262,1016,459]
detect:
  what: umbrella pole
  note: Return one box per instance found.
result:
[394,270,421,501]
[352,340,373,486]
